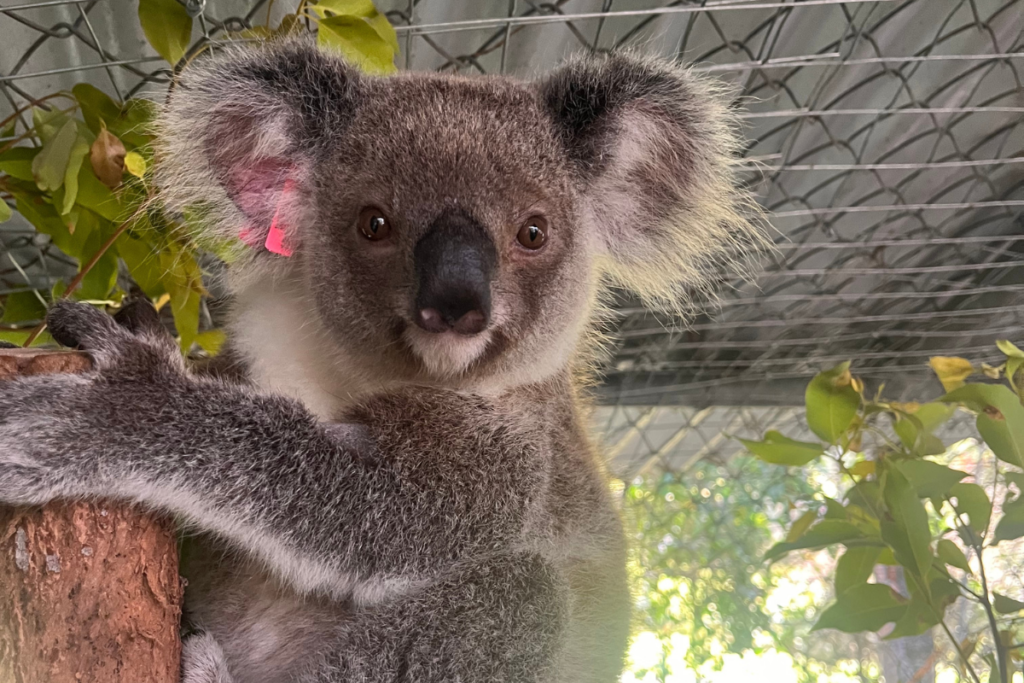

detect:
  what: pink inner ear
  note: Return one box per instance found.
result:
[225,157,295,224]
[222,158,299,256]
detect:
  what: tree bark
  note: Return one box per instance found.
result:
[0,349,183,683]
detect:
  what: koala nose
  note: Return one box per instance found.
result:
[413,211,497,336]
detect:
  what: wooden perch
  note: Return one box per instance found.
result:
[0,349,183,683]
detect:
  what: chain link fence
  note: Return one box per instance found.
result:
[2,0,1023,465]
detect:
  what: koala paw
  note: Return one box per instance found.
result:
[182,633,235,683]
[46,299,182,375]
[0,300,183,505]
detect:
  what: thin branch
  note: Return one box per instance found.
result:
[21,219,131,347]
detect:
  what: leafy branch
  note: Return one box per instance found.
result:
[741,342,1024,683]
[0,0,398,353]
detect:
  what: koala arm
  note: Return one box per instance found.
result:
[0,301,546,599]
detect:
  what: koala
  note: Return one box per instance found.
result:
[0,40,763,683]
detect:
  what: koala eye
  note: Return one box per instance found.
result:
[516,216,548,250]
[358,207,392,241]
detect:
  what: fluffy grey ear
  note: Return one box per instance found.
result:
[538,52,767,311]
[156,40,358,255]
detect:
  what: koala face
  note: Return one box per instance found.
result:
[304,74,592,382]
[158,41,764,389]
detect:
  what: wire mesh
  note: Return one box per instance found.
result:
[2,0,1022,469]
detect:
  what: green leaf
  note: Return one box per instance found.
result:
[318,15,397,74]
[812,583,907,633]
[942,384,1024,468]
[366,11,401,55]
[881,466,932,579]
[949,482,992,534]
[75,162,123,222]
[73,83,122,135]
[887,573,959,639]
[848,480,882,511]
[0,146,39,181]
[1,291,47,323]
[805,362,860,443]
[311,0,377,16]
[0,200,10,223]
[739,430,824,466]
[58,125,93,215]
[0,328,53,347]
[160,247,204,351]
[31,118,78,192]
[124,150,147,178]
[894,460,968,499]
[765,520,867,561]
[886,593,940,639]
[12,188,93,259]
[194,329,226,356]
[33,107,69,142]
[824,497,847,519]
[138,0,193,65]
[894,403,953,456]
[993,593,1024,614]
[936,538,971,572]
[996,340,1024,358]
[786,509,818,543]
[835,546,881,595]
[117,232,165,298]
[73,213,119,301]
[993,502,1024,543]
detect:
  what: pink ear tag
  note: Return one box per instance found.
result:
[264,178,297,257]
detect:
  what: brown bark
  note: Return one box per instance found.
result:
[0,349,183,683]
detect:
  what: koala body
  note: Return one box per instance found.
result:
[0,40,763,682]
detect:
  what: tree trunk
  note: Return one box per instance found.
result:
[0,349,183,683]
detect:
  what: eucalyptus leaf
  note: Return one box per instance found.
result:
[993,593,1024,614]
[194,329,226,355]
[311,0,377,17]
[32,118,78,192]
[0,200,10,223]
[805,362,860,443]
[812,583,907,633]
[993,501,1024,543]
[881,466,932,579]
[835,546,881,595]
[942,384,1024,468]
[996,340,1024,358]
[73,83,122,135]
[765,520,867,561]
[936,538,971,572]
[739,430,824,467]
[1,291,47,323]
[929,356,974,391]
[0,146,38,181]
[318,15,397,74]
[894,460,967,499]
[59,125,93,215]
[948,483,992,535]
[138,0,193,65]
[786,509,818,543]
[73,211,118,301]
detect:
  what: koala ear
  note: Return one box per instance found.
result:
[156,40,358,256]
[539,52,767,311]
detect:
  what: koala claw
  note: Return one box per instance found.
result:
[45,300,179,373]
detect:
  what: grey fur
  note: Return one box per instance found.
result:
[0,39,765,682]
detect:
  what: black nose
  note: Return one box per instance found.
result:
[413,211,497,336]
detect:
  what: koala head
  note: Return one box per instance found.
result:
[158,40,763,390]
